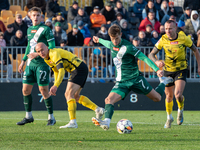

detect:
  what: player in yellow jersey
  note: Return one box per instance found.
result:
[35,43,104,128]
[149,20,200,128]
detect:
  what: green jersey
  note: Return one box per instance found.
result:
[23,23,55,66]
[99,38,159,82]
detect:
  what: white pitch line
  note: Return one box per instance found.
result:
[0,118,200,126]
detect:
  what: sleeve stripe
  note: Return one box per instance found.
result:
[56,63,64,70]
[55,59,62,64]
[134,50,140,56]
[47,38,55,42]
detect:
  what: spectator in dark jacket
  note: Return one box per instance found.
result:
[10,30,27,58]
[179,6,191,22]
[23,10,32,27]
[142,0,159,21]
[46,0,60,18]
[0,0,10,12]
[0,20,6,33]
[3,24,15,46]
[67,1,79,25]
[154,0,162,11]
[168,1,178,18]
[111,12,123,26]
[109,0,117,8]
[74,8,91,29]
[114,1,129,20]
[11,14,28,38]
[52,12,68,30]
[92,0,104,10]
[53,22,67,46]
[145,24,153,39]
[100,2,116,26]
[183,0,200,12]
[120,19,133,42]
[96,24,110,46]
[26,0,46,14]
[67,24,84,47]
[133,0,147,21]
[151,30,160,45]
[138,31,153,47]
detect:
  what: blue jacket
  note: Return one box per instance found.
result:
[79,26,91,38]
[133,1,147,16]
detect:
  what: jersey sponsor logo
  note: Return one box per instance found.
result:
[31,30,37,33]
[49,61,53,64]
[170,41,178,45]
[113,47,119,51]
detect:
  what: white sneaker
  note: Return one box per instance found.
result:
[159,77,173,85]
[92,117,109,130]
[177,110,184,125]
[95,107,105,120]
[164,117,174,128]
[59,122,78,128]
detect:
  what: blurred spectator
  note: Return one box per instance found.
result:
[185,10,200,45]
[114,1,129,20]
[179,7,191,22]
[11,14,28,38]
[53,22,67,46]
[90,6,106,34]
[0,46,12,79]
[89,48,107,81]
[96,24,110,46]
[139,11,161,33]
[0,0,10,12]
[78,20,91,39]
[40,14,45,24]
[120,19,133,42]
[0,32,6,47]
[60,39,68,51]
[145,24,153,39]
[177,20,185,33]
[159,25,165,36]
[83,37,93,62]
[183,0,200,12]
[159,0,170,25]
[169,15,177,25]
[0,20,6,33]
[92,0,104,10]
[52,12,68,30]
[111,12,123,26]
[132,37,140,47]
[133,0,147,21]
[46,0,60,18]
[151,30,160,45]
[138,31,153,47]
[142,0,159,21]
[109,0,117,8]
[100,2,116,27]
[45,19,53,30]
[26,0,46,14]
[3,24,15,46]
[23,10,32,27]
[74,8,91,29]
[67,1,79,25]
[67,24,84,47]
[10,30,27,58]
[168,1,177,18]
[154,0,162,11]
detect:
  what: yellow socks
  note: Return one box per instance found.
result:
[67,99,77,120]
[166,100,173,116]
[78,95,98,111]
[176,96,184,111]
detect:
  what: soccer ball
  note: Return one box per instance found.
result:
[116,119,133,134]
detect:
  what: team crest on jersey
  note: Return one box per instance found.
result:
[31,30,37,33]
[170,41,178,45]
[113,47,119,51]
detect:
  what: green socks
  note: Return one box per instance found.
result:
[104,104,114,119]
[44,96,53,114]
[24,94,32,112]
[155,83,165,96]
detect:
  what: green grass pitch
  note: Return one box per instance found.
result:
[0,111,200,150]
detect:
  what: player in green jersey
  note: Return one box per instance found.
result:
[92,24,173,130]
[16,7,56,126]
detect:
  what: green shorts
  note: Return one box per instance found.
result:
[111,75,153,99]
[23,65,50,86]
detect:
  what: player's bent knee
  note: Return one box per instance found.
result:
[175,93,182,101]
[105,97,114,104]
[22,88,31,96]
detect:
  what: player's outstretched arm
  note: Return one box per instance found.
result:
[93,36,111,49]
[190,44,200,75]
[149,47,165,68]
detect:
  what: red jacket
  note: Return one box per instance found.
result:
[139,17,160,33]
[0,20,6,33]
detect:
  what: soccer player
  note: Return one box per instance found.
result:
[35,43,105,128]
[92,24,173,131]
[149,20,200,128]
[17,7,56,126]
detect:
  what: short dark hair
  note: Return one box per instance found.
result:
[30,7,42,14]
[108,24,121,37]
[116,0,122,4]
[165,20,176,25]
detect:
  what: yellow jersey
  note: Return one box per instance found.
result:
[44,48,82,87]
[155,31,193,72]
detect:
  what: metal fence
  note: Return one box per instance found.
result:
[9,0,184,11]
[0,46,199,83]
